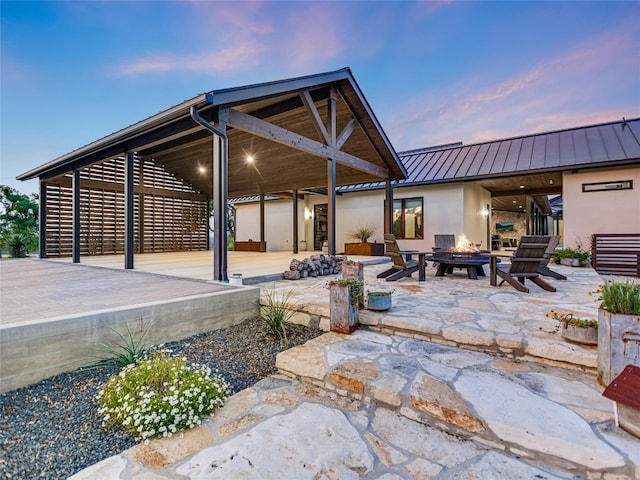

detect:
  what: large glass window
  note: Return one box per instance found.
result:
[393,198,423,239]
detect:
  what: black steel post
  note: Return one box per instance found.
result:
[293,186,298,254]
[39,180,47,258]
[124,151,134,269]
[72,169,80,263]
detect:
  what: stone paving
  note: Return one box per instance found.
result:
[72,331,639,479]
[69,260,640,479]
[268,262,602,371]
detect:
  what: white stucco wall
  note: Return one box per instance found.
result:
[233,182,492,253]
[563,166,640,249]
[234,199,305,252]
[463,183,492,250]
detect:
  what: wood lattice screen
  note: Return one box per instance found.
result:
[43,157,208,257]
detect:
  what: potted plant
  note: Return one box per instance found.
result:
[547,309,598,345]
[326,279,364,334]
[594,278,640,385]
[344,224,384,256]
[552,245,591,267]
[367,289,394,311]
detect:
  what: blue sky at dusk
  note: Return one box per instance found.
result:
[2,0,639,194]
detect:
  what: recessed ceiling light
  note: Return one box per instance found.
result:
[247,155,254,163]
[519,185,525,189]
[198,166,205,174]
[512,200,517,203]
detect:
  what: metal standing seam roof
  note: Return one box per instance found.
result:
[337,117,640,194]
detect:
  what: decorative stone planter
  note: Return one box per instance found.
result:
[598,308,640,386]
[560,258,580,267]
[299,240,307,251]
[367,292,393,311]
[341,262,364,281]
[560,323,597,345]
[342,262,364,309]
[329,283,359,334]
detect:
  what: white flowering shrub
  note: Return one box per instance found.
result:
[97,350,232,440]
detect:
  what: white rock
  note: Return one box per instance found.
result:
[517,372,612,411]
[371,408,482,467]
[415,356,458,382]
[68,455,127,480]
[176,403,374,480]
[455,370,626,470]
[447,451,572,479]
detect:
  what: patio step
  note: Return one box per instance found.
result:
[277,262,601,372]
[276,330,638,478]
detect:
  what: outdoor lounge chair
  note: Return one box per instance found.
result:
[492,237,557,293]
[520,235,567,280]
[377,234,419,281]
[434,234,455,252]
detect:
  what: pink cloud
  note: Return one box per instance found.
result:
[114,2,349,76]
[388,20,640,149]
[119,42,265,75]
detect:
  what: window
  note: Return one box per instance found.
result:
[393,197,423,239]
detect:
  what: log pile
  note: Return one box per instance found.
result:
[283,254,347,280]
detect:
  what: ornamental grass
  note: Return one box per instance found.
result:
[97,350,231,441]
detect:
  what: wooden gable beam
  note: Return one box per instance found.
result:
[336,119,357,150]
[300,90,330,145]
[226,108,388,178]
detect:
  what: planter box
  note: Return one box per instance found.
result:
[598,308,640,386]
[560,323,597,345]
[234,241,266,252]
[342,262,364,281]
[329,284,359,334]
[344,242,384,256]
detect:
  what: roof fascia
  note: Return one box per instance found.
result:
[205,68,351,107]
[341,70,407,179]
[17,93,209,181]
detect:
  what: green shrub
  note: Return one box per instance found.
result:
[96,320,152,368]
[596,278,640,315]
[260,287,297,345]
[97,350,231,441]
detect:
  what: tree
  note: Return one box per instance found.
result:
[0,185,39,257]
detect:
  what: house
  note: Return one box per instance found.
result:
[233,117,640,255]
[17,66,640,279]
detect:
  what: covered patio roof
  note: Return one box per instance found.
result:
[18,68,406,197]
[18,68,406,280]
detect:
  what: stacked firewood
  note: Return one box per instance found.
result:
[283,254,347,280]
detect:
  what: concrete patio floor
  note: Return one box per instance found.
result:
[47,250,388,284]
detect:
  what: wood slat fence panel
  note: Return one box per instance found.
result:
[591,233,640,277]
[43,156,207,257]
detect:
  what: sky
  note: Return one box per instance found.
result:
[2,0,639,194]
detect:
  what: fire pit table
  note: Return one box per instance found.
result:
[431,250,492,280]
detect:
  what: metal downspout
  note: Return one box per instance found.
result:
[190,106,228,282]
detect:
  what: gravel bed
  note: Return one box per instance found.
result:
[0,318,323,479]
